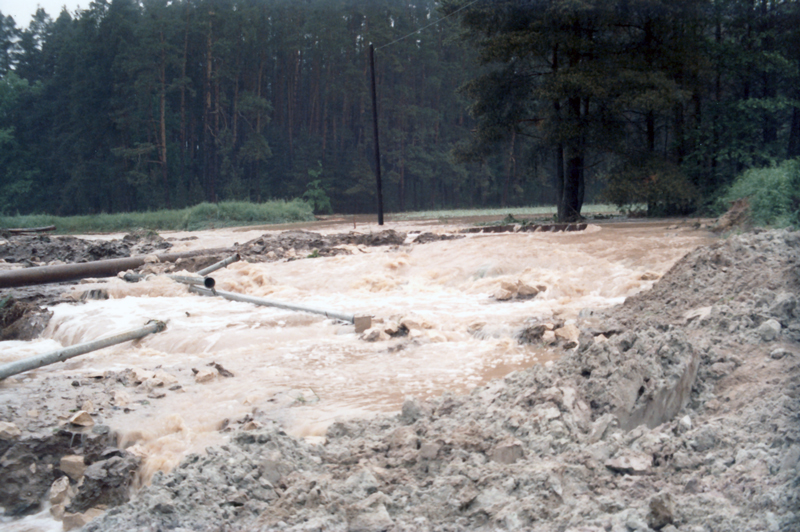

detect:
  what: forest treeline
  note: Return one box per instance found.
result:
[0,0,799,220]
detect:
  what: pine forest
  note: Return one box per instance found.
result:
[1,0,798,222]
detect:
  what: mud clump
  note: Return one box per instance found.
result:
[412,232,466,245]
[0,296,52,340]
[236,229,407,262]
[0,230,172,265]
[0,427,136,517]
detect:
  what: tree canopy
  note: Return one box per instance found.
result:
[1,0,798,220]
[445,0,800,220]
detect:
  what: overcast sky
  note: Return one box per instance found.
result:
[1,0,83,28]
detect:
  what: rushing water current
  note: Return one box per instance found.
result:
[0,220,712,491]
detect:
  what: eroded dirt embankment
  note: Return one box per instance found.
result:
[65,229,799,532]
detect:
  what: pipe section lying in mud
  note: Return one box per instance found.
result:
[0,248,233,288]
[196,253,240,276]
[188,286,372,332]
[123,272,216,289]
[0,320,167,380]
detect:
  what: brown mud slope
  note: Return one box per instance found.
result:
[44,230,800,530]
[0,230,173,265]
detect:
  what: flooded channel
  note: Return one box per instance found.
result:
[0,220,713,486]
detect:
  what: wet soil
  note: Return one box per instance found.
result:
[0,298,52,341]
[0,231,172,266]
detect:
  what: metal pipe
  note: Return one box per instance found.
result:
[196,253,240,276]
[170,275,216,289]
[0,320,167,380]
[123,272,215,289]
[0,248,233,288]
[189,285,356,323]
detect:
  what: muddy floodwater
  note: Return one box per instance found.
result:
[0,219,712,487]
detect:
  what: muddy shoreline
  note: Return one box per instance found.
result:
[0,224,797,531]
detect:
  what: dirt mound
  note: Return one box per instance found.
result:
[237,229,407,261]
[0,296,52,340]
[616,228,799,331]
[61,230,800,531]
[0,231,172,265]
[412,232,466,244]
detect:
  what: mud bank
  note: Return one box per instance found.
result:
[58,229,798,532]
[0,231,173,266]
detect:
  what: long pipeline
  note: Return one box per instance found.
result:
[0,248,233,288]
[0,320,166,380]
[188,285,366,325]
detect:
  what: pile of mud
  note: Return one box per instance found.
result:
[0,296,52,340]
[64,229,797,532]
[236,229,408,262]
[0,231,172,266]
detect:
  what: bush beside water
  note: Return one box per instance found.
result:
[721,160,800,229]
[0,200,314,234]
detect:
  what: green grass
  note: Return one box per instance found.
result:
[389,204,624,221]
[0,200,315,234]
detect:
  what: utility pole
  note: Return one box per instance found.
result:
[369,43,384,225]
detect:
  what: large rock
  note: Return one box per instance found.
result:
[67,454,141,513]
[194,367,218,383]
[49,475,72,506]
[60,455,86,481]
[68,411,95,427]
[647,491,675,530]
[0,421,22,440]
[758,319,782,342]
[555,323,580,343]
[605,453,652,474]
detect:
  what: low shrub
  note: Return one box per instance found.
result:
[722,160,798,228]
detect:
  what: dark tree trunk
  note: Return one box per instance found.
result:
[564,151,582,222]
[556,143,564,221]
[559,93,583,222]
[788,105,800,158]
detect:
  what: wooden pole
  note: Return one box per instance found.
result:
[369,43,385,226]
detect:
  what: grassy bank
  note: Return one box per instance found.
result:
[0,200,315,234]
[1,202,633,235]
[390,204,624,221]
